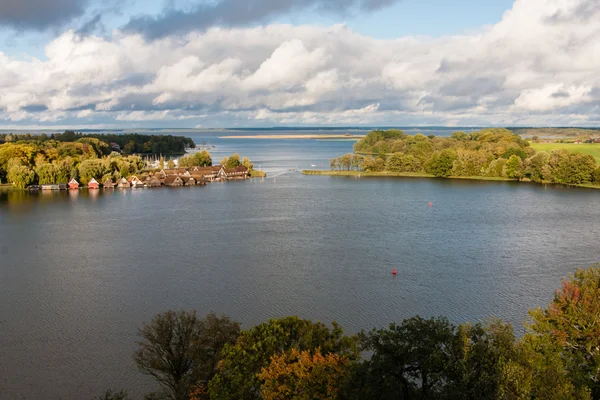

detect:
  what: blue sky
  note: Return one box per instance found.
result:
[0,0,599,129]
[1,0,515,59]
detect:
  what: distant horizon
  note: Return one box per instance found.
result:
[2,126,600,134]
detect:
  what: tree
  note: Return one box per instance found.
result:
[78,159,109,185]
[7,162,35,188]
[525,267,600,399]
[425,150,456,177]
[258,349,350,400]
[225,153,241,168]
[208,316,359,400]
[352,316,456,399]
[241,157,253,171]
[159,157,165,170]
[503,155,524,180]
[135,311,240,400]
[451,131,469,141]
[35,163,57,184]
[593,167,600,184]
[167,160,175,169]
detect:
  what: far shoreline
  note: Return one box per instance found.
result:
[219,134,365,140]
[302,170,600,190]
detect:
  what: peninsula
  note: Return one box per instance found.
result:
[303,128,600,189]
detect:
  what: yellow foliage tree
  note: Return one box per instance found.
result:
[258,349,349,400]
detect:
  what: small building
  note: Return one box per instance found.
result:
[162,168,188,176]
[117,178,130,188]
[164,175,184,187]
[182,176,196,186]
[146,177,163,188]
[68,178,79,190]
[190,174,207,185]
[217,166,249,181]
[128,176,145,188]
[155,170,167,181]
[103,179,115,189]
[88,178,100,190]
[41,184,60,190]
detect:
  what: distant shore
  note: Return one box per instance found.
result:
[220,134,365,140]
[302,170,600,189]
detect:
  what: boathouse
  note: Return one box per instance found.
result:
[182,176,196,186]
[117,178,130,188]
[146,177,163,188]
[88,178,100,190]
[68,178,79,190]
[164,175,184,187]
[103,179,115,189]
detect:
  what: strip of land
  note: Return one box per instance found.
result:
[302,170,600,189]
[219,134,365,140]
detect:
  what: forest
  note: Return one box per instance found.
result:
[95,266,600,400]
[0,131,195,155]
[329,129,600,186]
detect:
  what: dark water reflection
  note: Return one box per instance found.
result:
[1,177,599,399]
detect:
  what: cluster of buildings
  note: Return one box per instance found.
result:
[32,165,250,190]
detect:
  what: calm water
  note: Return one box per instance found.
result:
[1,133,600,399]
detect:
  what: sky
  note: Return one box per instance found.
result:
[0,0,599,129]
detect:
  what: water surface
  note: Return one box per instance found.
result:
[1,136,599,399]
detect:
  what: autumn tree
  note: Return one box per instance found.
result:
[258,349,350,400]
[135,311,240,400]
[167,160,175,169]
[524,267,600,399]
[208,316,359,400]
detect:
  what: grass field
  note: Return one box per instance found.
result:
[531,143,600,163]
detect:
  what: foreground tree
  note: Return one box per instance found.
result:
[208,316,359,400]
[350,316,456,399]
[524,267,600,399]
[135,311,240,400]
[258,349,350,400]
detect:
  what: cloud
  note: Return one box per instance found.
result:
[0,0,90,30]
[123,0,403,39]
[1,0,600,128]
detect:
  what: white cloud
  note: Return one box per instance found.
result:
[1,0,600,127]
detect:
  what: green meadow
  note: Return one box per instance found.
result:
[531,142,600,163]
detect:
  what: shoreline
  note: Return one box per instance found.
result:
[302,170,600,190]
[219,134,364,140]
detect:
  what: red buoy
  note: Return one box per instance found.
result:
[429,202,433,207]
[392,268,397,275]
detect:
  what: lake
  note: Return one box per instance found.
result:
[1,131,599,399]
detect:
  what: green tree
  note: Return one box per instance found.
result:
[35,163,58,184]
[425,150,457,177]
[208,316,359,400]
[159,157,165,170]
[225,153,241,168]
[167,160,175,169]
[351,316,456,399]
[78,159,109,185]
[241,157,253,171]
[503,155,524,180]
[135,311,240,400]
[7,160,36,188]
[593,167,600,183]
